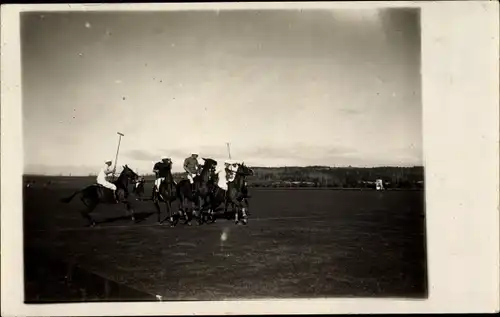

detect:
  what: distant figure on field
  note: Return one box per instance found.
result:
[97,160,118,202]
[375,179,384,191]
[133,176,145,199]
[135,176,145,188]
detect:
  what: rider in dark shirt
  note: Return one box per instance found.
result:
[153,157,172,192]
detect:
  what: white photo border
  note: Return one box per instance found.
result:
[1,1,499,315]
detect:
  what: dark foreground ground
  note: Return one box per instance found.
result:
[24,177,427,302]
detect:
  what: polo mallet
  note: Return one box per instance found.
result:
[112,132,124,181]
[226,142,232,159]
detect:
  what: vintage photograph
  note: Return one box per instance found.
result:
[21,7,426,302]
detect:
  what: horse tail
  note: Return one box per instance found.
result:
[60,189,83,203]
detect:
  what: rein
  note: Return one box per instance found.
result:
[113,167,137,192]
[113,171,129,190]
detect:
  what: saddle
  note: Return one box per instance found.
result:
[94,184,124,202]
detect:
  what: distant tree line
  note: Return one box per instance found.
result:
[244,166,424,189]
[140,166,424,189]
[24,166,424,189]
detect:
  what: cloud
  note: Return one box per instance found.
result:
[338,108,360,115]
[125,149,160,162]
[125,147,228,166]
[156,146,230,161]
[122,144,359,170]
[231,143,358,164]
[24,164,101,175]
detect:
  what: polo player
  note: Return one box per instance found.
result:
[226,160,238,183]
[215,159,239,191]
[183,152,201,191]
[215,160,230,191]
[153,157,172,193]
[97,159,118,202]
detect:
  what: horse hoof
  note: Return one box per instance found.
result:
[242,220,248,225]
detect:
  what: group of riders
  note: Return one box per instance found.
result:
[95,151,248,214]
[151,152,240,194]
[96,153,235,194]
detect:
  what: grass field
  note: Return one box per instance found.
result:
[23,176,427,302]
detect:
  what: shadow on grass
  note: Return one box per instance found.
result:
[97,211,155,225]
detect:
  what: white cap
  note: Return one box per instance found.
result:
[161,156,168,160]
[105,159,112,163]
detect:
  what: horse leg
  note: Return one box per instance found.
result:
[203,198,209,223]
[234,200,247,225]
[197,196,205,226]
[177,194,186,225]
[171,199,180,227]
[154,200,162,224]
[231,196,240,225]
[242,198,249,215]
[230,201,237,219]
[241,202,248,225]
[184,198,192,226]
[167,200,174,227]
[205,195,212,223]
[224,198,231,220]
[206,195,215,223]
[176,197,183,226]
[234,203,239,225]
[124,202,136,222]
[80,198,98,227]
[200,195,207,224]
[208,195,216,224]
[159,200,171,225]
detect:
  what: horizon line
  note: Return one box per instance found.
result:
[23,164,424,177]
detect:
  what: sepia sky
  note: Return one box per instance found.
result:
[22,9,422,175]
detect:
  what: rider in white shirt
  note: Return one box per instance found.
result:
[96,160,118,202]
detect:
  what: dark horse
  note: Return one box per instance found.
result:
[175,158,218,226]
[223,175,251,219]
[60,165,139,227]
[209,163,254,225]
[151,160,178,225]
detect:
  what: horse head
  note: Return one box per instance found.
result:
[237,162,254,177]
[201,158,217,171]
[122,164,139,182]
[164,159,173,171]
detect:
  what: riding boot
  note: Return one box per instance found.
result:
[114,190,119,203]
